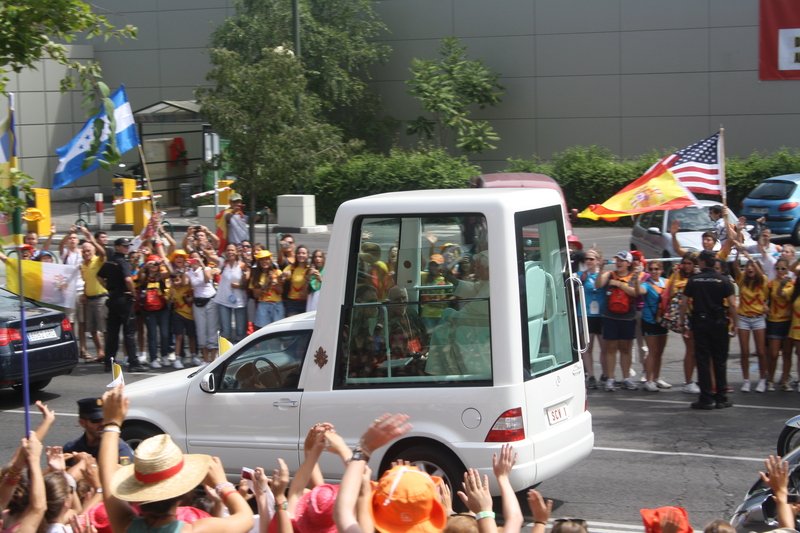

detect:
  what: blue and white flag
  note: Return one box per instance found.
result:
[53,86,139,190]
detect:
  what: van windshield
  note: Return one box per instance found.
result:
[516,205,578,378]
[336,214,492,387]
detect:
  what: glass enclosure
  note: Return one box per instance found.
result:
[335,214,492,387]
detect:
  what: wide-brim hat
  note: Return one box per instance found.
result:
[254,250,272,260]
[371,466,447,533]
[110,434,210,503]
[292,483,339,533]
[169,249,188,262]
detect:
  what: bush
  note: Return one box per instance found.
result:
[507,146,800,225]
[308,148,480,222]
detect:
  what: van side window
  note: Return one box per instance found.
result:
[517,206,578,378]
[218,331,311,391]
[336,214,492,387]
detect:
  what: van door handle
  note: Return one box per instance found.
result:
[273,399,299,409]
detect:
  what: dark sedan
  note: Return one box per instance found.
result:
[0,289,78,392]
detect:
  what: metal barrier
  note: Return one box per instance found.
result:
[77,202,92,226]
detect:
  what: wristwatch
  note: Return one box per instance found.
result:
[348,447,370,463]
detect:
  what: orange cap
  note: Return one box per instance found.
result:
[370,465,446,533]
[640,506,693,533]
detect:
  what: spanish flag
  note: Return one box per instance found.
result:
[578,159,699,221]
[215,207,232,252]
[6,259,80,309]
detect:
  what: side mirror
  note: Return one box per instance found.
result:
[647,227,662,235]
[199,372,215,393]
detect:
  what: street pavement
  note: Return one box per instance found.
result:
[0,209,793,531]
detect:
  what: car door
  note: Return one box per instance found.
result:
[184,329,312,476]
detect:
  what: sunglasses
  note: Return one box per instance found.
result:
[777,267,788,271]
[648,267,662,271]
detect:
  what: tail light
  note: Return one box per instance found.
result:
[0,328,22,347]
[61,318,72,332]
[485,408,525,442]
[779,202,798,212]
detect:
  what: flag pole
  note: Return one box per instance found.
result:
[719,127,727,208]
[8,93,31,436]
[136,144,157,214]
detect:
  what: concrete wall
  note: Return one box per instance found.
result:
[372,0,800,170]
[7,0,800,189]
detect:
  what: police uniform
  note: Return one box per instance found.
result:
[98,238,143,372]
[63,398,134,465]
[684,260,735,409]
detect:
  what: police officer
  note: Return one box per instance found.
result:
[679,250,737,410]
[98,237,147,372]
[63,397,134,464]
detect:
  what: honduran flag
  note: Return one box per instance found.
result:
[53,85,140,189]
[6,259,80,309]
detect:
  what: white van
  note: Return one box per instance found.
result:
[122,188,594,492]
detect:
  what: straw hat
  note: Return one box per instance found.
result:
[292,483,339,533]
[110,434,211,503]
[254,250,272,260]
[169,249,188,262]
[371,465,446,533]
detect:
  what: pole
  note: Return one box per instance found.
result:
[719,127,727,208]
[212,134,220,209]
[136,144,157,214]
[7,93,30,435]
[95,192,105,230]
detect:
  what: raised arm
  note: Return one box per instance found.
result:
[16,433,46,533]
[79,225,105,260]
[492,444,523,532]
[759,455,796,529]
[670,220,689,258]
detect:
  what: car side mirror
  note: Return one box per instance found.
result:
[647,226,662,235]
[199,372,215,393]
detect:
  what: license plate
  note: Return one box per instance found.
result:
[27,329,58,342]
[750,207,768,214]
[546,403,570,425]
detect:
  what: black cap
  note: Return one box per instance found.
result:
[77,397,103,420]
[114,237,132,247]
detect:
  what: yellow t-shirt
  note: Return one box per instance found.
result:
[254,271,282,303]
[767,278,794,322]
[81,256,108,297]
[790,297,800,341]
[284,264,309,301]
[736,273,769,316]
[170,283,193,320]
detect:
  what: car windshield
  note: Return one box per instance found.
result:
[748,181,796,200]
[669,206,716,232]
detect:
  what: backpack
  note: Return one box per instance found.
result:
[143,280,166,312]
[607,273,632,314]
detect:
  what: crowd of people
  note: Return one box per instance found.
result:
[578,206,800,407]
[2,388,797,533]
[17,196,325,373]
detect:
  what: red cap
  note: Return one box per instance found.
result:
[640,506,693,533]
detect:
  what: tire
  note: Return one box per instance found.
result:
[121,422,163,450]
[384,443,465,495]
[777,425,800,456]
[12,379,51,393]
[792,221,800,245]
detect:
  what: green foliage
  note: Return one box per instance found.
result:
[308,148,480,221]
[211,0,393,148]
[407,37,503,154]
[198,46,353,229]
[507,146,800,226]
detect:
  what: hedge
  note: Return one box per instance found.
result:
[507,146,800,225]
[307,148,480,222]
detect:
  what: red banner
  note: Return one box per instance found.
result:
[760,0,800,80]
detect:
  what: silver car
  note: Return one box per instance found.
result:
[630,200,755,263]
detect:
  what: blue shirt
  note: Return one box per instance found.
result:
[642,276,666,324]
[580,270,605,317]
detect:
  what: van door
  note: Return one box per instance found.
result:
[184,329,311,475]
[516,205,593,481]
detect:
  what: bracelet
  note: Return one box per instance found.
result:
[535,521,548,526]
[214,481,235,494]
[220,488,237,500]
[475,510,496,521]
[102,426,121,434]
[275,500,288,512]
[103,422,121,429]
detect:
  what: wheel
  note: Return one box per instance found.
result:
[792,221,800,245]
[384,444,465,495]
[254,357,282,386]
[121,422,163,450]
[777,424,800,456]
[12,379,51,393]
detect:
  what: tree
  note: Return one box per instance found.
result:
[210,0,394,148]
[406,37,503,154]
[0,0,136,228]
[197,46,352,242]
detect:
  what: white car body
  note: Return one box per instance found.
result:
[123,188,594,494]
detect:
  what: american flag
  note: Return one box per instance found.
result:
[662,132,722,196]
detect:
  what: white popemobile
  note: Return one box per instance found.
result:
[122,188,594,493]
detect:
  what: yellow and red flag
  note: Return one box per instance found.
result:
[578,159,699,221]
[215,207,232,251]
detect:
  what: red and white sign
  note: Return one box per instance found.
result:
[760,0,800,80]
